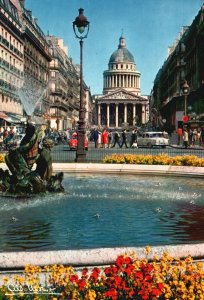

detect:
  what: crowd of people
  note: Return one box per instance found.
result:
[177,126,204,148]
[90,128,139,149]
[0,127,18,150]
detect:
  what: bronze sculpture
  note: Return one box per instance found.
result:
[0,121,64,195]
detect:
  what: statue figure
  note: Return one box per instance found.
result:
[0,121,64,196]
[36,138,54,181]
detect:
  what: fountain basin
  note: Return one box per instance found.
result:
[0,164,204,249]
[0,163,204,269]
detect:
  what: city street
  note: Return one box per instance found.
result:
[51,140,204,162]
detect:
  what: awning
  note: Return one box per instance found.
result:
[0,112,22,124]
[6,113,22,124]
[0,112,8,120]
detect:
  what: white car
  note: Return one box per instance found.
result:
[137,131,169,148]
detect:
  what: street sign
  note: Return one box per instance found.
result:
[182,115,189,122]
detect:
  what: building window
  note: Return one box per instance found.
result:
[51,71,55,78]
[51,83,55,91]
[121,64,123,69]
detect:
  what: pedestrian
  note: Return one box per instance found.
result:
[111,131,121,148]
[108,129,113,148]
[192,128,197,146]
[177,127,182,145]
[101,128,108,148]
[188,128,193,147]
[197,128,202,146]
[130,128,138,148]
[93,128,100,148]
[66,128,71,141]
[3,128,9,140]
[183,128,189,149]
[120,129,128,148]
[97,129,102,148]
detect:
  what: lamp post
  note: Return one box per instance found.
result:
[181,80,190,116]
[73,8,90,162]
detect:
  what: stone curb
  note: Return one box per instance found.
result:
[0,243,204,269]
[52,163,204,177]
[1,163,204,177]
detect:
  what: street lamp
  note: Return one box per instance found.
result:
[181,80,190,116]
[73,8,90,162]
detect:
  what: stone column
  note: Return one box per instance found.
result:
[141,104,145,124]
[115,104,118,128]
[124,103,127,123]
[145,105,149,123]
[98,103,101,127]
[119,75,121,87]
[133,104,136,125]
[107,103,110,127]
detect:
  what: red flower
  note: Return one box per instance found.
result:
[115,255,125,268]
[89,267,100,282]
[104,265,118,277]
[135,271,143,280]
[115,255,133,268]
[82,267,88,277]
[78,279,86,291]
[151,288,163,297]
[157,282,164,291]
[124,264,134,276]
[104,266,113,277]
[104,288,118,300]
[69,274,79,283]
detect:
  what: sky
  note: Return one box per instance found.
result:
[26,0,203,96]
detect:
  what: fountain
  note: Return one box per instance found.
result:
[0,173,203,251]
[17,74,47,118]
[0,75,64,196]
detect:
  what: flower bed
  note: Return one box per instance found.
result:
[1,247,204,299]
[0,153,5,163]
[103,154,204,167]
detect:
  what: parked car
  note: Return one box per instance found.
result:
[69,132,88,151]
[137,131,169,148]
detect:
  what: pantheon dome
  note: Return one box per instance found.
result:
[103,35,141,95]
[109,36,135,64]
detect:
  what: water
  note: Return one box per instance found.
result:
[18,74,47,116]
[0,174,204,251]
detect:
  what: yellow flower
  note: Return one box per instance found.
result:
[144,245,151,255]
[85,289,96,300]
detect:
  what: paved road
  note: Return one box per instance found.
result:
[51,141,204,162]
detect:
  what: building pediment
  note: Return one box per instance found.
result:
[98,89,148,102]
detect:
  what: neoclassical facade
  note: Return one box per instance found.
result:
[95,36,149,128]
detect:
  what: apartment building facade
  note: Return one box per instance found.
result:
[0,0,24,126]
[152,6,204,130]
[47,35,80,130]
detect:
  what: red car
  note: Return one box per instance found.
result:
[69,132,88,151]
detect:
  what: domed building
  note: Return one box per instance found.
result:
[95,36,149,128]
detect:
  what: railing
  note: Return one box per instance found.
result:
[51,143,204,163]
